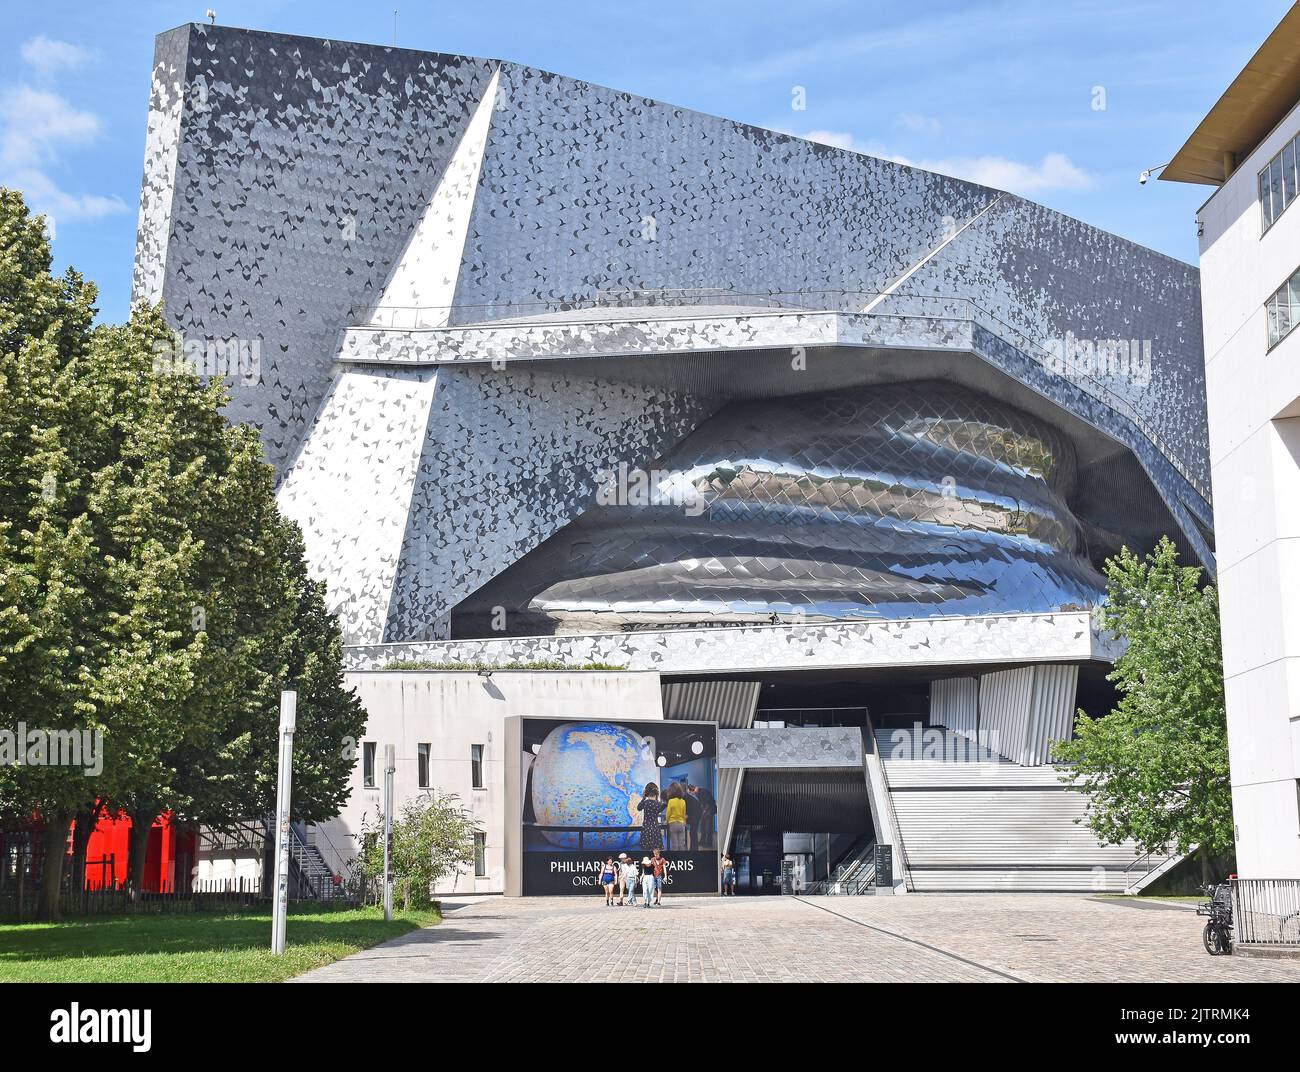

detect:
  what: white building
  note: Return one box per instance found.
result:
[1162,5,1300,879]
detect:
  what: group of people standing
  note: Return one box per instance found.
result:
[599,849,740,902]
[595,779,721,906]
[600,849,669,907]
[633,779,716,852]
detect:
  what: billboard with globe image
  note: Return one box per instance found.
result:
[513,717,719,895]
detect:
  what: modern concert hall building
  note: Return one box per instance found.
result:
[134,23,1213,895]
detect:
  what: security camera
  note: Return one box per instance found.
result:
[1138,161,1169,187]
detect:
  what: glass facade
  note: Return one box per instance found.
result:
[1266,267,1300,348]
[1260,133,1300,232]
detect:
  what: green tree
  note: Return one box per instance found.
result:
[0,190,207,916]
[358,792,480,909]
[1052,536,1232,885]
[174,520,365,839]
[0,187,364,915]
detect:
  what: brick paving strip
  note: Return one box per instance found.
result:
[793,896,1026,981]
[291,894,1300,984]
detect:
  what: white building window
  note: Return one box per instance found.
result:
[471,743,485,789]
[362,742,376,788]
[417,743,431,788]
[1260,134,1300,232]
[1266,266,1300,348]
[473,832,487,877]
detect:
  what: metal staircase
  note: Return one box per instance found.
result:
[1122,847,1190,895]
[281,821,349,901]
[198,818,352,901]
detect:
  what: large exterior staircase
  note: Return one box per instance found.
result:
[875,727,1168,892]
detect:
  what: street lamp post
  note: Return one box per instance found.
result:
[383,744,395,921]
[271,690,297,954]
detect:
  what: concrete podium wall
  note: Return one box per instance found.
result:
[316,670,663,894]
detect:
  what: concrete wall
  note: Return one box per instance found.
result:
[1198,97,1300,878]
[316,671,664,894]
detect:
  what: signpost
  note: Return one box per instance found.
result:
[874,843,894,895]
[383,744,395,921]
[271,690,296,954]
[780,858,795,896]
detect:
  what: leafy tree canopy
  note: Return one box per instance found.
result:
[0,188,364,914]
[1053,536,1231,872]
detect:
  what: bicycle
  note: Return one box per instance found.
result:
[1196,882,1233,956]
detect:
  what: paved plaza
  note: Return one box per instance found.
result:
[293,894,1300,983]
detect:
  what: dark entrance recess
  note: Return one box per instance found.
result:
[700,661,1119,893]
[731,770,875,895]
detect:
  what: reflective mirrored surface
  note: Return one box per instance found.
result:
[457,382,1106,634]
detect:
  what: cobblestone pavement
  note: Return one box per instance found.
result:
[292,894,1300,983]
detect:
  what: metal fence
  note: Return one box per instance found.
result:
[1232,878,1300,946]
[0,878,266,922]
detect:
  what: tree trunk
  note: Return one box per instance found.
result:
[38,812,71,921]
[126,806,156,897]
[1200,844,1211,888]
[69,799,103,896]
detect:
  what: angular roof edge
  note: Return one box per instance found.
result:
[1161,4,1300,185]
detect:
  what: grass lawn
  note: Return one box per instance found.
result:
[1095,894,1204,903]
[0,903,439,983]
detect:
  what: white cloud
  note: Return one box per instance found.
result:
[897,112,941,134]
[21,36,92,79]
[901,151,1096,195]
[0,86,126,223]
[6,167,126,222]
[1,86,101,168]
[800,129,865,152]
[797,131,1095,195]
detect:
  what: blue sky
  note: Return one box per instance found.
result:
[1,0,1292,323]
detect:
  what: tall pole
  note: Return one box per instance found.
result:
[383,744,395,921]
[271,691,297,954]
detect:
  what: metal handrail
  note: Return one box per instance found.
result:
[1231,877,1300,946]
[862,709,913,892]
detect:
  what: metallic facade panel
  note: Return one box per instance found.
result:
[718,727,864,769]
[459,383,1107,632]
[660,680,761,729]
[977,663,1080,766]
[132,24,1212,652]
[345,609,1120,674]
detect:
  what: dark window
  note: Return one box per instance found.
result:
[473,832,487,877]
[471,743,485,789]
[417,743,431,788]
[362,742,376,788]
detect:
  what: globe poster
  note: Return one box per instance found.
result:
[511,717,720,895]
